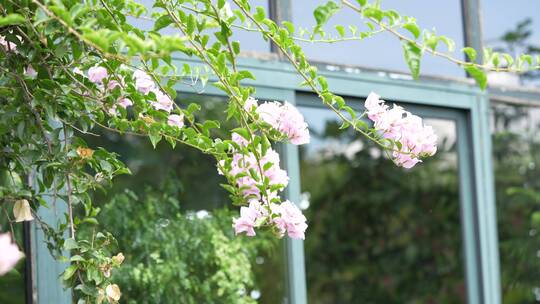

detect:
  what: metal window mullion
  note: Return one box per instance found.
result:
[461,0,484,64]
[268,0,292,56]
[277,91,308,304]
[470,95,501,304]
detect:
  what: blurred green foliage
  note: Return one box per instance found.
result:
[81,95,285,303]
[300,112,464,303]
[493,103,540,303]
[96,184,266,304]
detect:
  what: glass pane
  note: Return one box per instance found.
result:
[299,105,465,303]
[0,220,27,304]
[291,0,465,77]
[84,95,285,304]
[483,0,540,87]
[492,102,540,303]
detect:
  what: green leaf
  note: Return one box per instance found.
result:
[502,54,514,67]
[462,47,477,62]
[0,14,25,26]
[439,36,455,52]
[403,22,420,39]
[282,21,295,34]
[335,25,345,37]
[313,1,340,27]
[49,6,73,26]
[464,65,487,90]
[254,7,266,22]
[492,52,500,68]
[62,265,78,280]
[237,70,255,80]
[231,41,240,55]
[356,0,367,6]
[64,238,79,250]
[187,15,196,35]
[149,130,162,148]
[402,41,422,79]
[363,7,383,22]
[154,15,172,31]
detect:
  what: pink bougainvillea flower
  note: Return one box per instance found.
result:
[88,66,108,84]
[133,70,156,94]
[108,98,133,116]
[231,132,249,147]
[364,92,387,122]
[244,96,258,112]
[25,65,37,77]
[271,200,308,240]
[167,114,184,128]
[72,67,84,76]
[364,92,437,168]
[107,105,118,116]
[219,144,289,200]
[118,98,133,109]
[151,89,173,112]
[233,200,265,236]
[260,149,289,186]
[278,102,310,145]
[0,233,24,276]
[256,101,310,145]
[256,101,282,126]
[108,77,124,90]
[0,35,18,53]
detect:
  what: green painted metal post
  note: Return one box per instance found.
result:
[268,0,292,56]
[31,204,72,304]
[471,95,501,304]
[461,0,484,64]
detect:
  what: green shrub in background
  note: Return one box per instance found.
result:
[93,179,278,304]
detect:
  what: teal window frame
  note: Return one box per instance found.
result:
[30,56,500,304]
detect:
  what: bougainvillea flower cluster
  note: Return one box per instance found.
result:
[247,98,310,145]
[224,99,310,239]
[85,66,182,126]
[222,132,289,199]
[364,92,438,168]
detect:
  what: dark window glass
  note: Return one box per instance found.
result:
[492,101,540,303]
[0,219,27,304]
[291,0,465,77]
[299,103,465,303]
[84,94,285,304]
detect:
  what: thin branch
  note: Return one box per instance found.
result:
[340,0,538,73]
[232,0,396,153]
[62,125,76,239]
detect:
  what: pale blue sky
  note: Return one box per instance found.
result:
[291,0,538,78]
[134,0,538,78]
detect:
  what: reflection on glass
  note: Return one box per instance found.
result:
[299,106,464,303]
[492,102,540,303]
[0,220,26,304]
[291,0,465,77]
[84,95,284,304]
